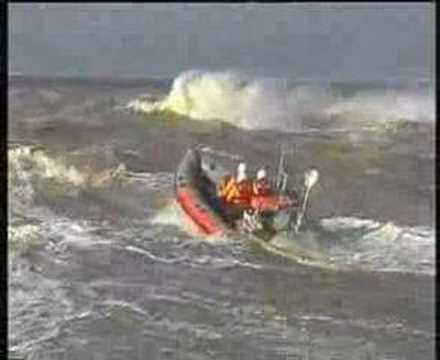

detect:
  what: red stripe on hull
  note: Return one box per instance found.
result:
[176,188,226,235]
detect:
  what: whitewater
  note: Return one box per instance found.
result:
[127,70,434,130]
[8,72,435,360]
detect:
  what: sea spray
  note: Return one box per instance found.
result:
[324,88,435,124]
[319,217,435,274]
[128,70,306,131]
[127,70,434,131]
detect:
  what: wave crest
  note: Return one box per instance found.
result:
[127,70,434,132]
[128,70,305,130]
[319,217,434,275]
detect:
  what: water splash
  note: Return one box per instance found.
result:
[319,216,435,275]
[127,70,434,132]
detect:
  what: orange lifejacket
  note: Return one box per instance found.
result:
[253,178,271,196]
[217,175,233,199]
[221,177,253,205]
[251,194,294,212]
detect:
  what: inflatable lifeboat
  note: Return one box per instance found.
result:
[175,147,298,238]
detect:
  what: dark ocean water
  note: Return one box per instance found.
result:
[8,74,435,360]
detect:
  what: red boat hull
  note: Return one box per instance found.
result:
[175,148,228,235]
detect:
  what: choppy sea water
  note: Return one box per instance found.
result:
[8,73,435,360]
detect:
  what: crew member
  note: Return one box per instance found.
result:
[253,168,271,196]
[217,174,232,199]
[218,162,253,206]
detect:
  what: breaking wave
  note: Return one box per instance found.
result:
[126,70,434,131]
[8,144,175,258]
[323,89,435,125]
[8,145,95,258]
[127,70,307,130]
[318,217,435,275]
[8,146,86,214]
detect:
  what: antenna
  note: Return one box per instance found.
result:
[276,143,296,192]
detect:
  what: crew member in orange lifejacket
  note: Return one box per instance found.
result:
[253,168,271,196]
[217,162,253,207]
[250,167,294,212]
[217,174,232,199]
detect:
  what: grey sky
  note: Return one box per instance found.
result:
[9,3,434,81]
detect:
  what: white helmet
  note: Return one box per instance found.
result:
[236,162,248,182]
[257,168,267,180]
[237,162,247,174]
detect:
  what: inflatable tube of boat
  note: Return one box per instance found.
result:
[175,148,229,235]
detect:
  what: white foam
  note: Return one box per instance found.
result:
[319,216,435,275]
[8,146,87,203]
[127,70,305,131]
[8,224,45,260]
[127,70,434,132]
[323,88,435,124]
[149,201,187,227]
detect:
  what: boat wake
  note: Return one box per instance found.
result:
[318,217,434,275]
[149,198,434,275]
[253,216,435,275]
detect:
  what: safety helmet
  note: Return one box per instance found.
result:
[237,162,247,174]
[257,168,267,180]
